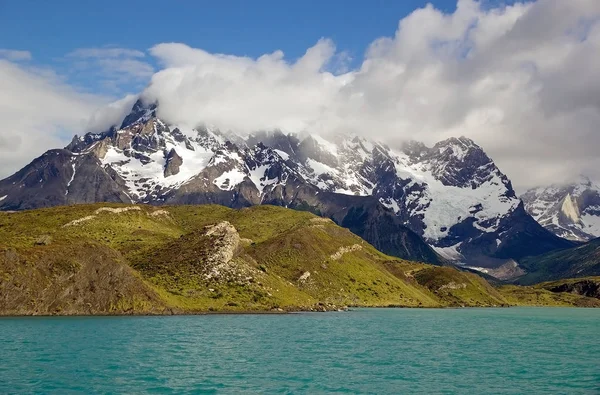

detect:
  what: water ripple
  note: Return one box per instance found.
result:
[0,308,599,394]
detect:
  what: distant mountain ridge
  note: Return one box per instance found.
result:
[522,176,600,241]
[0,99,574,273]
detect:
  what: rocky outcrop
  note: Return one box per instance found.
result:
[34,235,52,246]
[95,206,141,215]
[63,215,96,227]
[164,148,183,177]
[330,244,363,260]
[149,209,170,218]
[298,271,311,283]
[204,221,241,270]
[438,282,467,291]
[132,220,257,288]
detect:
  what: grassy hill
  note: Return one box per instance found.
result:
[0,204,597,315]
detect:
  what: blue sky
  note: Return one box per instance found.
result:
[0,0,469,94]
[1,1,457,57]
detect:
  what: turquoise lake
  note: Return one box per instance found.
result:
[0,308,599,394]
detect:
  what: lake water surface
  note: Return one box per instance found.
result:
[1,308,599,394]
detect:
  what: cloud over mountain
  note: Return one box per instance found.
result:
[137,0,600,190]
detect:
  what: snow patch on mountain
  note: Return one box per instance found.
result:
[380,198,400,214]
[311,134,340,156]
[306,158,337,179]
[213,169,247,191]
[248,164,280,194]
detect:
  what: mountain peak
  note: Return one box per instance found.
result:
[119,99,158,130]
[432,136,482,161]
[437,135,476,145]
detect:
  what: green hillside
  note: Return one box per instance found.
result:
[0,204,597,315]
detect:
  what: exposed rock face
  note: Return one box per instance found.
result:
[0,149,130,210]
[164,148,183,177]
[0,100,574,271]
[95,206,141,215]
[149,209,170,218]
[298,271,311,283]
[63,215,96,227]
[438,282,467,291]
[119,99,157,129]
[204,221,242,272]
[330,244,363,260]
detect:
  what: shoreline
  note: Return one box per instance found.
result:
[2,303,596,318]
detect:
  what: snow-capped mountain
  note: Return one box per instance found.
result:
[246,129,573,267]
[0,100,573,271]
[522,176,600,241]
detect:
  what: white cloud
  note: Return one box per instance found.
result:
[144,39,346,133]
[139,0,600,190]
[0,49,32,61]
[85,94,139,133]
[0,59,118,178]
